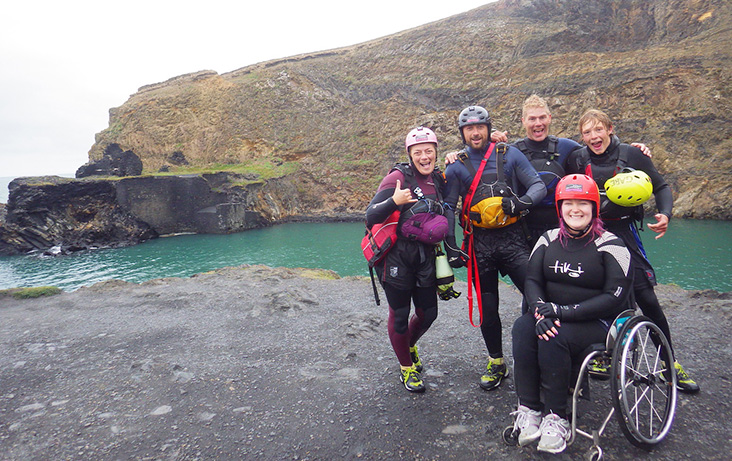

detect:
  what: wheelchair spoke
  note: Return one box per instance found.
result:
[614,319,677,445]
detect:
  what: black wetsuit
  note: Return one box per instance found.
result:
[444,143,545,360]
[513,136,582,247]
[514,228,632,418]
[365,165,445,367]
[566,136,676,352]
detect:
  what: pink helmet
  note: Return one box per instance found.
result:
[405,126,438,154]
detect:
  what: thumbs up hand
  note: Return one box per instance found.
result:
[392,179,417,206]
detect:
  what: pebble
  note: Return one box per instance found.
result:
[16,403,44,413]
[150,405,172,416]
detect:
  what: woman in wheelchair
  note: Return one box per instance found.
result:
[510,174,632,454]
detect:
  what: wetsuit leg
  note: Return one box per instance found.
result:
[478,269,502,359]
[634,284,675,353]
[505,261,529,314]
[611,222,673,346]
[408,285,438,347]
[539,321,607,418]
[512,313,542,411]
[383,283,414,367]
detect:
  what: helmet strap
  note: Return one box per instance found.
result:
[564,219,593,239]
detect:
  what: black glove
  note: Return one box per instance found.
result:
[535,302,562,319]
[444,236,468,268]
[535,317,558,338]
[501,196,531,217]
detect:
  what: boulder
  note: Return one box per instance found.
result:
[76,144,143,178]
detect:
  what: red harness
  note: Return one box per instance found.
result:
[459,143,495,327]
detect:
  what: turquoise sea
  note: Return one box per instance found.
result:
[0,220,730,293]
[2,176,730,293]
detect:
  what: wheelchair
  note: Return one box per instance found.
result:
[503,309,678,460]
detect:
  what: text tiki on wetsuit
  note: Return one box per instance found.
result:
[510,173,632,453]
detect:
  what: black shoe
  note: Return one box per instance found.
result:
[479,358,508,391]
[400,367,426,393]
[410,346,423,373]
[674,361,700,394]
[587,357,611,381]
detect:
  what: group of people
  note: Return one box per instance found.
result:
[365,95,699,454]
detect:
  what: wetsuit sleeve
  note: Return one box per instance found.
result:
[557,139,583,169]
[627,147,673,219]
[564,149,583,174]
[443,164,467,239]
[365,189,397,228]
[523,236,549,307]
[365,170,403,227]
[509,147,546,206]
[558,237,632,322]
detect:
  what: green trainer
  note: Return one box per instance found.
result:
[587,357,611,381]
[409,345,423,373]
[674,361,700,394]
[479,357,508,391]
[400,366,426,393]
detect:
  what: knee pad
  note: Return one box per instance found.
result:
[389,305,411,335]
[419,305,438,328]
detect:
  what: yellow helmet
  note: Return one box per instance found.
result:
[604,168,653,207]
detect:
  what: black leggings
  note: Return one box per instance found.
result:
[513,313,608,418]
[383,283,438,367]
[478,263,527,360]
[634,284,674,354]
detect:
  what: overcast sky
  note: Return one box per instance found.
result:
[0,1,493,178]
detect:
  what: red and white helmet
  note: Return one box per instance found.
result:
[405,126,438,154]
[555,174,601,218]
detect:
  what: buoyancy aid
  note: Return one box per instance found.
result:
[392,163,449,244]
[515,135,565,206]
[458,143,519,229]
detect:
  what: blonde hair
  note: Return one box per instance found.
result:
[522,94,551,119]
[578,109,613,134]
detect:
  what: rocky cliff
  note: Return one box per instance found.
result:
[0,173,345,255]
[87,0,730,219]
[1,0,730,254]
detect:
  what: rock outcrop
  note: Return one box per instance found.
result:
[84,0,730,220]
[76,143,143,178]
[0,172,357,255]
[0,177,156,255]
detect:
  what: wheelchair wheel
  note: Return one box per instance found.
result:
[610,315,677,449]
[502,425,519,446]
[585,446,603,461]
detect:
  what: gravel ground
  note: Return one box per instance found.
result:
[1,265,731,460]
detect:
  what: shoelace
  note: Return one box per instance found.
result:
[511,408,538,432]
[676,365,691,381]
[404,369,421,383]
[487,362,503,372]
[541,416,569,438]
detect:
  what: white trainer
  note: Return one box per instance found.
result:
[510,405,542,446]
[537,413,571,454]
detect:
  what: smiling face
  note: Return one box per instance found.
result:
[561,199,594,231]
[522,107,552,142]
[408,142,437,176]
[581,119,614,155]
[461,124,490,151]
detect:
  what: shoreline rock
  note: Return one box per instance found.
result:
[0,174,366,256]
